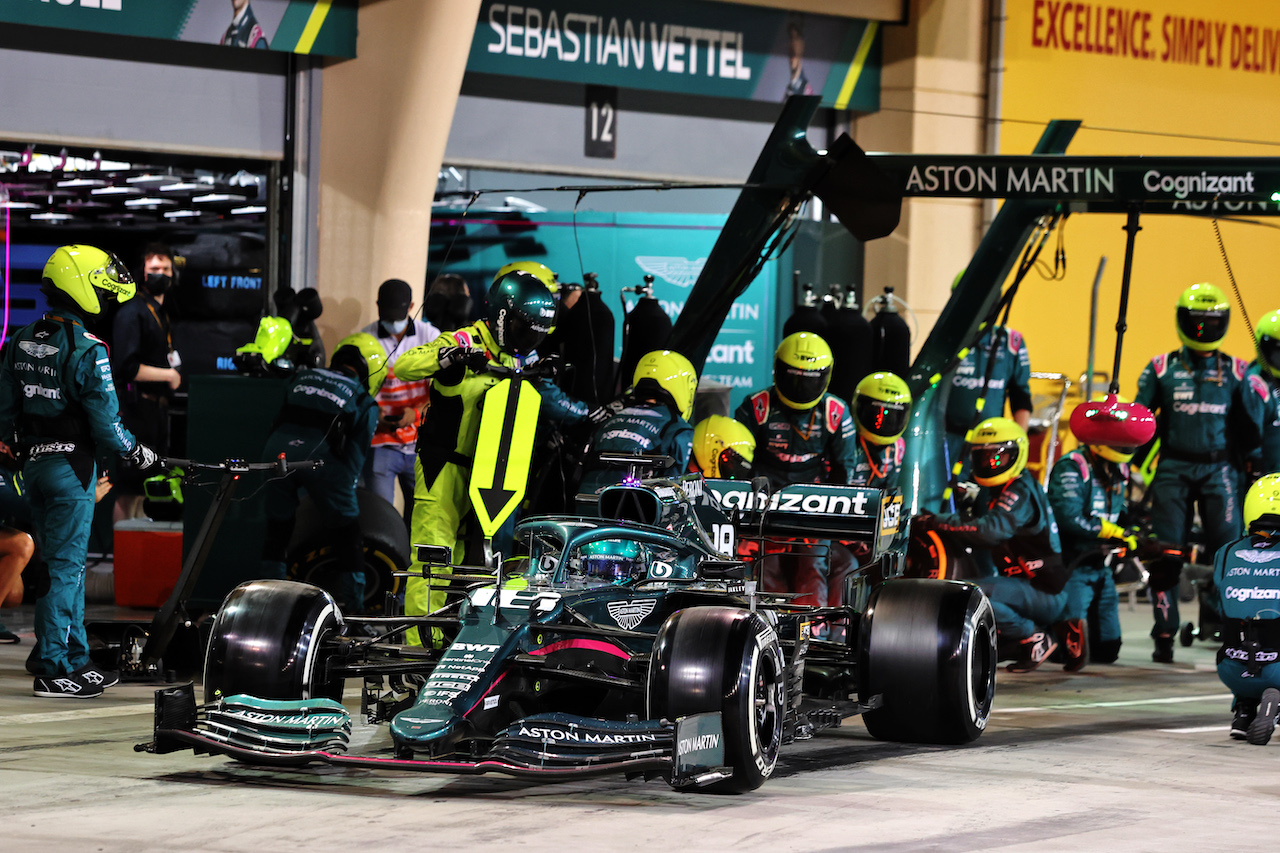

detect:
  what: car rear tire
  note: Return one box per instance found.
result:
[203,579,345,704]
[858,578,996,744]
[648,606,786,794]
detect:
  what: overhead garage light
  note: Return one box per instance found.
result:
[56,177,108,189]
[0,199,39,209]
[127,173,170,185]
[125,196,177,208]
[193,193,247,204]
[30,211,73,222]
[159,181,204,193]
[164,209,203,219]
[92,185,144,196]
[230,205,266,215]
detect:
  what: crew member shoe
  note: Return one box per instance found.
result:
[33,670,104,699]
[1231,700,1259,741]
[83,665,120,688]
[1247,688,1280,746]
[1006,632,1057,673]
[1055,619,1088,672]
[1152,634,1175,664]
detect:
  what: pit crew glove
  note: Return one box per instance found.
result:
[1099,519,1139,552]
[436,346,488,372]
[587,400,623,425]
[125,442,163,474]
[954,480,981,508]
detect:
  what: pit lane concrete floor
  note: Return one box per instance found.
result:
[0,599,1273,853]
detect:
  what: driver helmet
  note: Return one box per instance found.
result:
[1245,473,1280,534]
[966,416,1029,487]
[631,350,697,421]
[330,332,388,397]
[1086,392,1138,464]
[1257,309,1280,380]
[693,415,755,479]
[487,270,557,356]
[42,244,135,315]
[774,332,833,410]
[853,371,912,445]
[1176,283,1230,352]
[574,538,645,585]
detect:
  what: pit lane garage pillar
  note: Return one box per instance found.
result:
[316,0,482,348]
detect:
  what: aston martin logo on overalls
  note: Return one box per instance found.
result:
[607,599,657,630]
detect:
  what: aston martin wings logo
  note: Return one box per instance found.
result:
[634,256,707,289]
[607,598,657,630]
[18,342,59,359]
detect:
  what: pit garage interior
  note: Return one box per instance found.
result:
[3,1,1280,850]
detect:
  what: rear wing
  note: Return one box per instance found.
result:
[704,481,903,556]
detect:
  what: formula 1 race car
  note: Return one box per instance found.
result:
[140,473,996,794]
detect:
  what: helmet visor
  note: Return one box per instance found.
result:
[1260,335,1280,375]
[89,253,136,305]
[718,448,751,480]
[856,397,909,440]
[501,310,550,356]
[971,440,1022,481]
[580,554,642,585]
[775,359,830,407]
[1176,306,1228,346]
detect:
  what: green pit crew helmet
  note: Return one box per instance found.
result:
[1176,282,1230,352]
[42,245,135,315]
[487,270,556,357]
[1257,309,1280,379]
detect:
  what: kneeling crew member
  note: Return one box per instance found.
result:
[924,417,1067,673]
[690,415,755,480]
[579,350,697,498]
[1215,474,1280,744]
[1047,424,1138,668]
[261,333,383,610]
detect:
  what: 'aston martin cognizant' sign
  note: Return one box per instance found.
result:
[869,154,1280,213]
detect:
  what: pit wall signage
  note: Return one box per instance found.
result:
[467,0,882,111]
[869,155,1280,212]
[3,0,356,58]
[430,210,778,396]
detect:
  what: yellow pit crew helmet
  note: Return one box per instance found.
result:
[331,332,388,397]
[853,371,911,445]
[1176,282,1230,352]
[774,332,833,410]
[1245,473,1280,534]
[966,416,1029,487]
[42,244,135,315]
[632,350,697,421]
[693,414,755,479]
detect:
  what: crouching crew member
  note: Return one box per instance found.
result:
[261,334,383,610]
[734,332,858,607]
[920,417,1067,673]
[0,245,160,697]
[1215,474,1280,744]
[691,415,755,480]
[579,350,696,498]
[1047,431,1137,668]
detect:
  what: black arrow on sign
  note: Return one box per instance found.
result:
[475,375,523,526]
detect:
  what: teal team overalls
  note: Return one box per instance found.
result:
[0,313,136,675]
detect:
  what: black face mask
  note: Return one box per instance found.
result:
[144,273,172,296]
